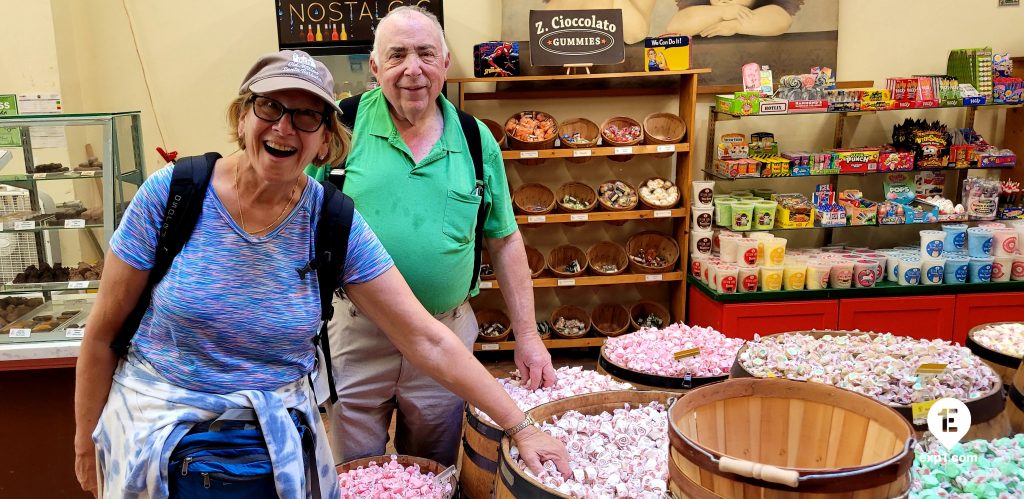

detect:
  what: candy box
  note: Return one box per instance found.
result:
[877,201,906,225]
[773,193,815,228]
[717,132,748,159]
[878,149,914,171]
[831,148,880,173]
[837,190,878,226]
[714,158,760,179]
[749,132,778,156]
[473,42,520,78]
[978,151,1016,168]
[787,99,828,113]
[757,156,790,177]
[902,198,940,224]
[717,92,760,116]
[758,99,788,114]
[948,143,976,168]
[813,185,846,227]
[643,35,691,72]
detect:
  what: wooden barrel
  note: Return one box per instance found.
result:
[460,404,503,499]
[338,454,456,496]
[668,378,915,498]
[1011,357,1024,434]
[966,321,1022,386]
[732,330,1010,442]
[495,390,676,498]
[597,343,729,392]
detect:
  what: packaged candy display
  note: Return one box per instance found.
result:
[715,92,759,116]
[998,179,1024,220]
[737,332,999,405]
[773,193,814,228]
[831,148,880,173]
[505,111,556,144]
[473,367,633,425]
[812,184,845,227]
[963,176,1001,220]
[911,435,1024,498]
[947,47,993,99]
[337,456,453,498]
[837,190,878,226]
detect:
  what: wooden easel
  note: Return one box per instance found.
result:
[564,63,593,75]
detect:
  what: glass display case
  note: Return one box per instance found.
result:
[0,111,146,345]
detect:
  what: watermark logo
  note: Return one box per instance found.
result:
[927,398,971,450]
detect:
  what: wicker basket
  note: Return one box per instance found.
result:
[642,112,686,158]
[479,250,495,281]
[600,116,643,162]
[626,231,680,274]
[550,305,591,339]
[481,118,507,149]
[475,308,512,342]
[596,180,639,212]
[557,117,599,164]
[586,241,628,276]
[337,454,456,496]
[555,182,597,214]
[547,244,587,278]
[637,177,681,210]
[630,301,670,330]
[524,245,545,279]
[512,183,556,215]
[591,303,630,337]
[506,111,557,165]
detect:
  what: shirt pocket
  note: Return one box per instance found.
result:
[442,189,482,245]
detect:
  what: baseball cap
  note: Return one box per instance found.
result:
[238,50,343,117]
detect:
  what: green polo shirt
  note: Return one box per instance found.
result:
[306,88,516,313]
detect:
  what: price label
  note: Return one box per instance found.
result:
[67,280,90,289]
[65,328,85,339]
[569,214,589,222]
[478,281,493,289]
[527,215,546,223]
[14,221,35,230]
[33,172,50,179]
[911,399,938,425]
[65,219,86,228]
[480,343,500,351]
[656,145,676,153]
[645,274,664,282]
[673,347,701,360]
[915,363,948,376]
[557,279,576,287]
[766,372,777,378]
[572,149,592,157]
[81,170,99,176]
[613,147,633,155]
[653,210,672,218]
[519,151,539,159]
[9,328,31,338]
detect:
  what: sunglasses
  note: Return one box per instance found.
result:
[248,94,329,133]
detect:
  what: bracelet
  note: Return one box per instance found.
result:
[503,414,536,438]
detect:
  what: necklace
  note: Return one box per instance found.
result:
[234,162,300,235]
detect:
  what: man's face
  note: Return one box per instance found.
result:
[370,12,450,120]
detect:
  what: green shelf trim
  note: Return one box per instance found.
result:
[703,165,1012,181]
[688,274,1024,303]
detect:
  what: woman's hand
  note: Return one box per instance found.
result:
[512,425,572,478]
[75,437,98,497]
[719,4,753,21]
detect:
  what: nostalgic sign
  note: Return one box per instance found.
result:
[276,0,443,53]
[528,9,624,67]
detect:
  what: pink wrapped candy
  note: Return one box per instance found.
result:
[512,402,668,498]
[475,366,633,424]
[972,323,1024,358]
[338,455,452,498]
[604,323,745,377]
[738,331,1000,405]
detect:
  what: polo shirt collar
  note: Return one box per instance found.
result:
[367,89,464,154]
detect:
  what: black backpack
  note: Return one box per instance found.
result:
[331,94,489,295]
[110,152,353,403]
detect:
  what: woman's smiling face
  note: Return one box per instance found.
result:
[238,89,329,183]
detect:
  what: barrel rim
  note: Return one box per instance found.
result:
[598,343,730,390]
[732,329,1006,428]
[667,377,916,493]
[465,403,505,441]
[498,389,677,498]
[967,322,1024,367]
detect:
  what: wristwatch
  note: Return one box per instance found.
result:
[504,414,536,437]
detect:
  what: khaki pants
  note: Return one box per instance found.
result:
[326,294,478,467]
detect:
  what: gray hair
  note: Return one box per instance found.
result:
[370,5,449,62]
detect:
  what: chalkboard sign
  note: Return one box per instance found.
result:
[276,0,444,54]
[528,9,624,67]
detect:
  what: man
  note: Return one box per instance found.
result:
[308,6,556,466]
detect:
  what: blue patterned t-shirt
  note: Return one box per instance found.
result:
[110,164,393,393]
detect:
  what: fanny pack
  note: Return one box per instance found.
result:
[168,408,320,498]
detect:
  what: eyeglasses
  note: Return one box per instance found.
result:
[248,95,328,133]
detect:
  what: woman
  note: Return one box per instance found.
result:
[73,50,570,498]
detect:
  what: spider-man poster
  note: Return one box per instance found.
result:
[474,42,521,78]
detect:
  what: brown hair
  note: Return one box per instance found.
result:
[226,91,350,166]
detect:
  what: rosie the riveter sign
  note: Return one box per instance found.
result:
[529,9,624,67]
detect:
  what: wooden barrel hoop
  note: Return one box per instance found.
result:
[598,345,727,391]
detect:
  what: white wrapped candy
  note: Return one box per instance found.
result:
[604,323,744,377]
[475,366,633,424]
[338,455,452,498]
[972,323,1024,358]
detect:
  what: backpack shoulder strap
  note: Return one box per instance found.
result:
[327,94,364,193]
[111,152,220,356]
[455,109,487,295]
[307,180,355,403]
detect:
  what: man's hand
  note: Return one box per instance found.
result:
[75,438,98,497]
[513,334,556,390]
[512,425,571,478]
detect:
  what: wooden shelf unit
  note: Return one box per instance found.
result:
[451,71,704,349]
[474,336,606,352]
